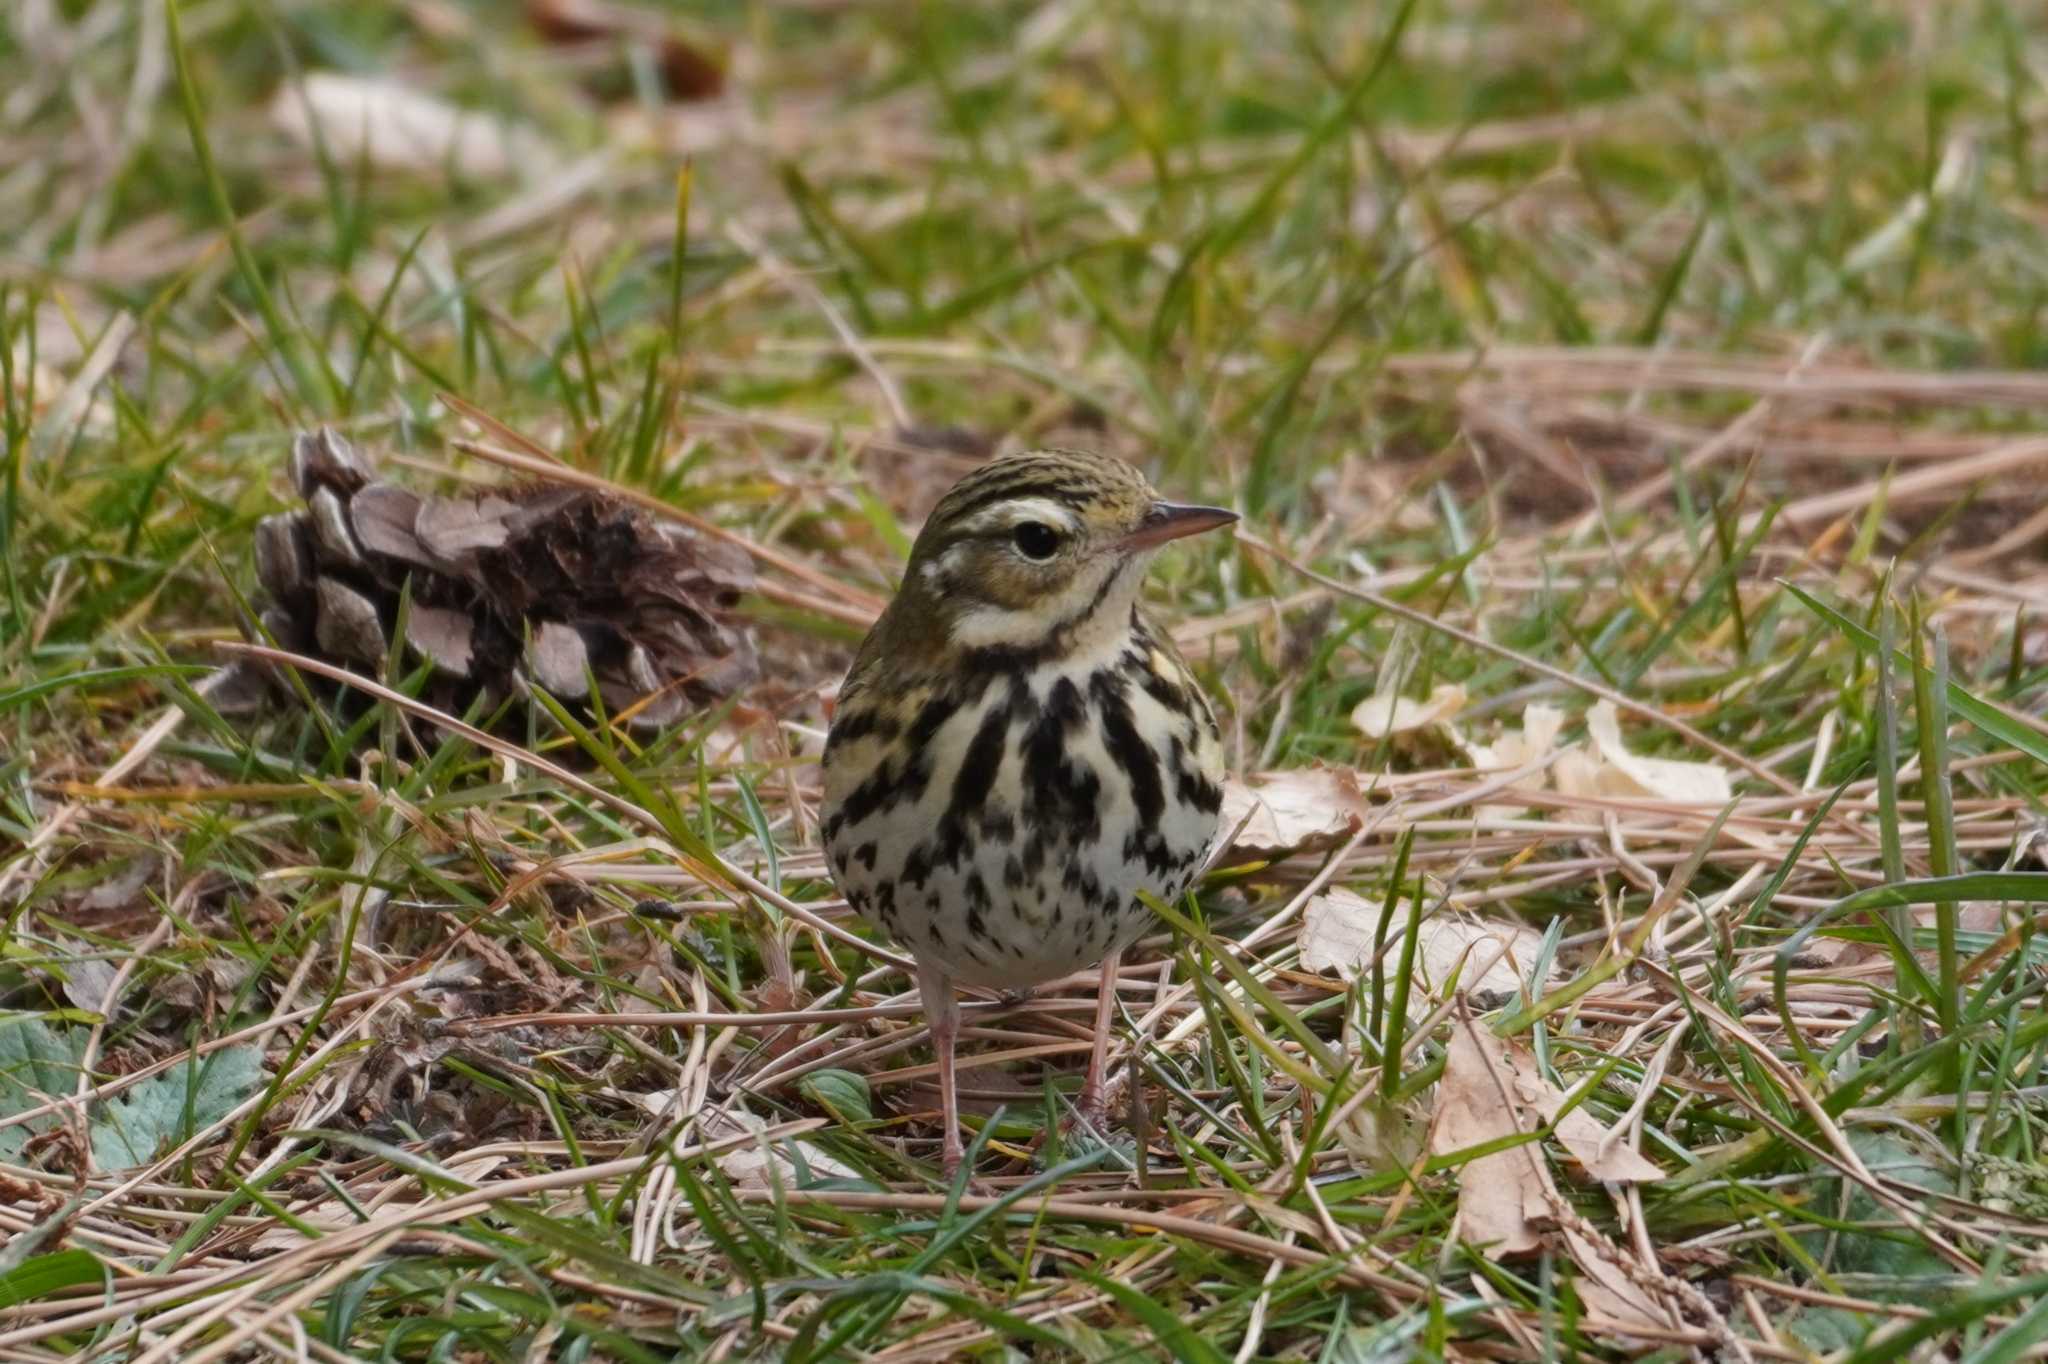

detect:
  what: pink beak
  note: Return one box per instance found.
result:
[1122,501,1238,551]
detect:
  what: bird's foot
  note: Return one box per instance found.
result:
[1056,1076,1122,1151]
[938,1146,998,1197]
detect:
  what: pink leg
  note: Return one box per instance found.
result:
[917,959,965,1179]
[1074,948,1124,1127]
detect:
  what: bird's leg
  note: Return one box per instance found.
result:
[917,958,966,1180]
[1073,948,1124,1132]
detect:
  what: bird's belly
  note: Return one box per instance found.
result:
[821,662,1223,990]
[835,802,1208,989]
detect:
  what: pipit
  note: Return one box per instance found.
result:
[821,448,1234,1177]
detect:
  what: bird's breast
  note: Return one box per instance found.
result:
[821,633,1224,987]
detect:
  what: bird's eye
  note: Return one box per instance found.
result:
[1011,521,1061,560]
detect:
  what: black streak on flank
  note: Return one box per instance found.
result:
[826,704,899,751]
[833,685,974,830]
[1167,732,1224,816]
[946,693,1013,829]
[1136,664,1186,717]
[833,756,899,832]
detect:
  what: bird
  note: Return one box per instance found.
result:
[820,447,1235,1178]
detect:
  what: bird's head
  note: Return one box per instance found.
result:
[891,448,1236,659]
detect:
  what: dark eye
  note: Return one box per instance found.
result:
[1012,521,1061,560]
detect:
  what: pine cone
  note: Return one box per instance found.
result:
[245,427,758,727]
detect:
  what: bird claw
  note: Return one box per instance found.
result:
[1057,1081,1119,1150]
[939,1150,997,1197]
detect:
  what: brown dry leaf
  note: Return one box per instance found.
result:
[1217,767,1370,862]
[271,73,553,178]
[1431,1012,1667,1331]
[526,0,727,101]
[1540,1091,1665,1184]
[158,957,257,1014]
[1555,1220,1671,1336]
[1431,1013,1548,1258]
[1351,681,1467,739]
[1298,888,1550,1017]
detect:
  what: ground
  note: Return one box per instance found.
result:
[5,1,2048,1359]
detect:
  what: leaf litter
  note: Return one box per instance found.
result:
[1298,886,1551,1017]
[1429,1010,1667,1329]
[270,73,557,180]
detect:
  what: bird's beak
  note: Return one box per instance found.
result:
[1123,501,1239,551]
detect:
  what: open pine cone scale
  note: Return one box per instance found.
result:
[248,428,758,728]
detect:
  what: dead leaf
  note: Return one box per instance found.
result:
[630,1096,859,1188]
[1431,1012,1667,1331]
[271,73,552,178]
[1216,767,1370,862]
[1542,1094,1665,1185]
[526,0,727,101]
[1431,1013,1549,1258]
[1456,701,1567,812]
[61,958,122,1016]
[158,957,257,1014]
[27,313,131,462]
[1557,700,1731,805]
[1352,681,1467,739]
[1556,1219,1672,1335]
[75,854,160,913]
[1299,889,1549,1016]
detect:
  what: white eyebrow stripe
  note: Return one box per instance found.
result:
[957,496,1082,537]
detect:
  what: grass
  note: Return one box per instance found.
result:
[6,0,2048,1358]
